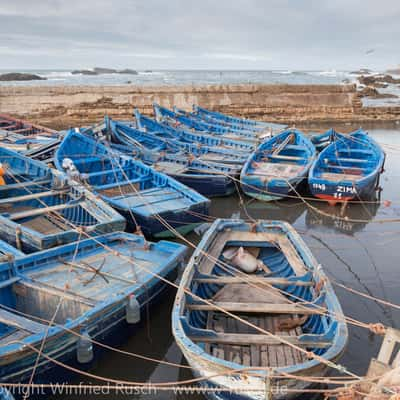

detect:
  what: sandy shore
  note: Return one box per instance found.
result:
[0,83,399,129]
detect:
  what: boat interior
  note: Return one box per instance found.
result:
[183,229,337,368]
[0,234,172,347]
[249,133,311,178]
[314,138,378,182]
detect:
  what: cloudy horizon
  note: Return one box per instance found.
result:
[1,0,399,71]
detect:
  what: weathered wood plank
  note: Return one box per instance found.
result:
[0,189,68,205]
[187,301,319,314]
[0,308,47,334]
[9,202,84,220]
[194,276,313,286]
[189,332,330,348]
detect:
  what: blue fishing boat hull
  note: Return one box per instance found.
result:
[241,129,316,201]
[0,147,126,252]
[117,200,209,238]
[0,233,186,391]
[172,219,348,400]
[309,130,385,205]
[55,131,210,238]
[171,173,236,198]
[108,119,239,198]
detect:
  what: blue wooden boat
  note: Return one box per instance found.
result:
[0,232,186,386]
[172,219,348,400]
[153,104,260,142]
[309,129,385,205]
[310,128,343,152]
[133,110,249,165]
[153,103,258,148]
[192,105,287,133]
[139,107,255,152]
[0,147,125,252]
[241,129,316,201]
[54,130,210,238]
[108,119,240,197]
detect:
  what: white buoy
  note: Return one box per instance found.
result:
[77,330,94,364]
[126,294,141,324]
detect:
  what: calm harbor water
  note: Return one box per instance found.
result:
[58,127,400,399]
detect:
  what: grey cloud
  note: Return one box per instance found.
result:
[0,0,399,69]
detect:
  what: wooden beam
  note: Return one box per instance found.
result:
[193,276,313,287]
[0,179,51,192]
[0,308,46,334]
[9,202,83,220]
[189,332,330,348]
[187,301,319,314]
[0,189,68,205]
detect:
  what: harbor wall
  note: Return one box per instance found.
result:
[0,84,399,129]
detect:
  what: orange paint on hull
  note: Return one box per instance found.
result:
[314,193,355,206]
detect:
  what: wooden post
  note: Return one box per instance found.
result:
[265,368,272,400]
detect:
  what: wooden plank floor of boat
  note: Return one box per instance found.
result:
[205,283,308,367]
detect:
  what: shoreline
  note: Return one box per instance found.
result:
[1,83,399,130]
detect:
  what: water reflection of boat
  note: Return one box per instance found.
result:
[245,198,307,224]
[305,195,380,235]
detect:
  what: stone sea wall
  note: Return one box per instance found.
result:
[0,84,399,129]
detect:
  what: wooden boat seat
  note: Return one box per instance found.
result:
[251,162,304,178]
[326,164,364,172]
[320,172,362,182]
[193,276,313,286]
[268,154,303,161]
[338,149,374,155]
[8,202,85,221]
[334,157,371,165]
[187,301,319,314]
[0,308,47,334]
[189,331,330,348]
[284,145,307,151]
[0,189,68,206]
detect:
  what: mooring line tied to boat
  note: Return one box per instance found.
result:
[1,137,398,396]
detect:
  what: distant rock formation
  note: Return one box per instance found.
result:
[118,69,138,75]
[93,67,117,74]
[71,68,138,75]
[71,69,98,75]
[359,86,398,99]
[359,74,400,86]
[0,72,46,81]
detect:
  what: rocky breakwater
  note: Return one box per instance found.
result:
[0,83,399,129]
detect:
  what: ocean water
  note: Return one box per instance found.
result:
[0,69,358,86]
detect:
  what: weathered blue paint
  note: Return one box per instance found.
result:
[108,118,239,197]
[0,239,25,261]
[192,105,287,133]
[0,232,186,387]
[0,147,126,253]
[153,104,256,149]
[153,104,259,140]
[54,131,210,237]
[241,129,316,201]
[172,219,348,400]
[310,128,344,152]
[309,129,385,204]
[134,110,248,165]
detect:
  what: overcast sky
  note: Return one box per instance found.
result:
[0,0,399,70]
